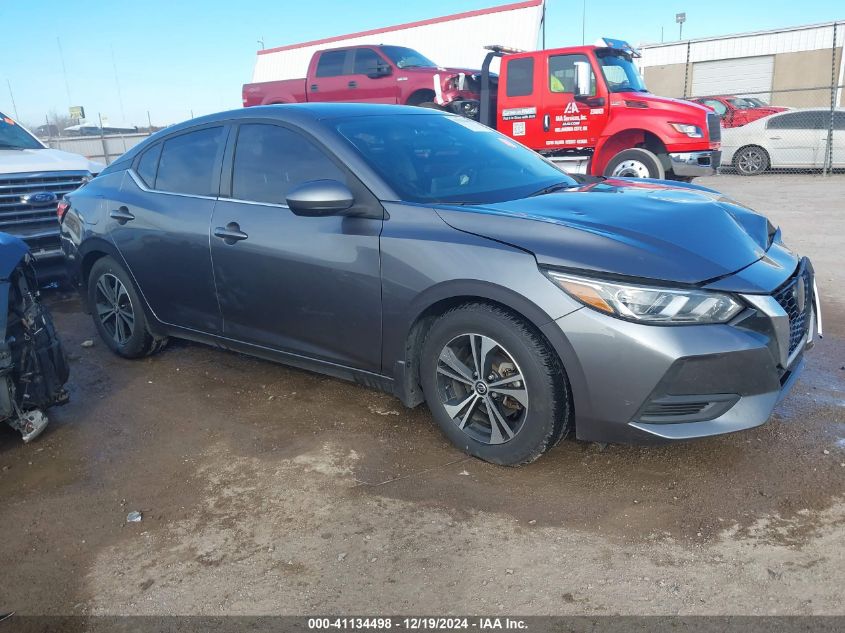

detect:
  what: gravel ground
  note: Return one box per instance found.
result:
[0,174,843,617]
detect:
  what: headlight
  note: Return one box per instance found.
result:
[670,123,703,138]
[543,270,743,324]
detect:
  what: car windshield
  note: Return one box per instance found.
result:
[0,114,43,150]
[334,114,576,204]
[379,46,437,69]
[596,50,647,93]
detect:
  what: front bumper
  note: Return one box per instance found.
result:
[540,260,817,444]
[669,150,721,177]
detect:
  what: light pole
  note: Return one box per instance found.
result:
[676,12,686,40]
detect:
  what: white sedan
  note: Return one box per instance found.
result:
[721,108,844,175]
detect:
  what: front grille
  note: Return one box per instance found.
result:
[0,170,88,255]
[707,112,721,142]
[772,264,812,357]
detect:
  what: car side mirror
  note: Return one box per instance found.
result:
[367,63,392,79]
[574,61,592,98]
[286,180,354,217]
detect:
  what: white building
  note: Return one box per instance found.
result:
[639,21,845,107]
[251,0,545,83]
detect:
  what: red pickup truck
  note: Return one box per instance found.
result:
[690,96,787,128]
[243,45,485,117]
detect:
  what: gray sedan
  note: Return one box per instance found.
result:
[60,104,819,465]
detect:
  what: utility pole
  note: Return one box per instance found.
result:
[676,12,686,41]
[5,79,19,120]
[581,0,586,45]
[111,45,127,124]
[540,3,545,49]
[56,37,73,107]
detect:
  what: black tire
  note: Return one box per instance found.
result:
[733,145,769,176]
[420,303,571,466]
[603,148,665,179]
[88,256,167,359]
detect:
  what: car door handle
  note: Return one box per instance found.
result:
[109,206,135,224]
[769,136,782,140]
[543,113,550,132]
[214,222,248,245]
[310,84,318,91]
[348,80,357,88]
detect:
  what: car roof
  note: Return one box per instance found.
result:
[175,103,437,130]
[102,103,445,174]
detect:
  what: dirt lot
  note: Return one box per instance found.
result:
[1,174,843,617]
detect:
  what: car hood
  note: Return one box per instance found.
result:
[434,178,775,285]
[0,148,104,175]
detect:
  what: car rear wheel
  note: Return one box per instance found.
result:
[420,303,571,466]
[603,148,665,179]
[734,145,769,176]
[88,256,167,359]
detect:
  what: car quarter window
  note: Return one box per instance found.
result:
[506,57,534,97]
[155,127,225,196]
[353,49,382,75]
[316,50,348,77]
[231,123,347,205]
[767,111,825,130]
[135,142,162,188]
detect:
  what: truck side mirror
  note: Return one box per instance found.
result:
[367,63,392,79]
[574,61,592,98]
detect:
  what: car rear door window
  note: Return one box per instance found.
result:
[767,111,825,130]
[135,142,162,188]
[316,50,348,77]
[231,123,346,205]
[506,57,534,97]
[155,127,225,196]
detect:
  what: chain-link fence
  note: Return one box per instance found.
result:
[642,21,844,176]
[686,86,844,176]
[19,110,198,165]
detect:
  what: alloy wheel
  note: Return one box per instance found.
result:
[611,159,652,178]
[94,273,135,346]
[435,333,529,445]
[736,148,767,174]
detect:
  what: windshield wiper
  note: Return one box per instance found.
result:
[0,143,25,150]
[528,181,576,197]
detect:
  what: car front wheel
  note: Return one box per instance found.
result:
[603,148,666,179]
[420,303,571,465]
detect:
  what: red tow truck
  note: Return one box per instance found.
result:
[243,45,484,118]
[471,39,721,179]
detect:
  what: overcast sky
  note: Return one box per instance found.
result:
[2,0,843,128]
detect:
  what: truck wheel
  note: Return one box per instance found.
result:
[420,303,572,466]
[733,145,769,176]
[604,148,665,179]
